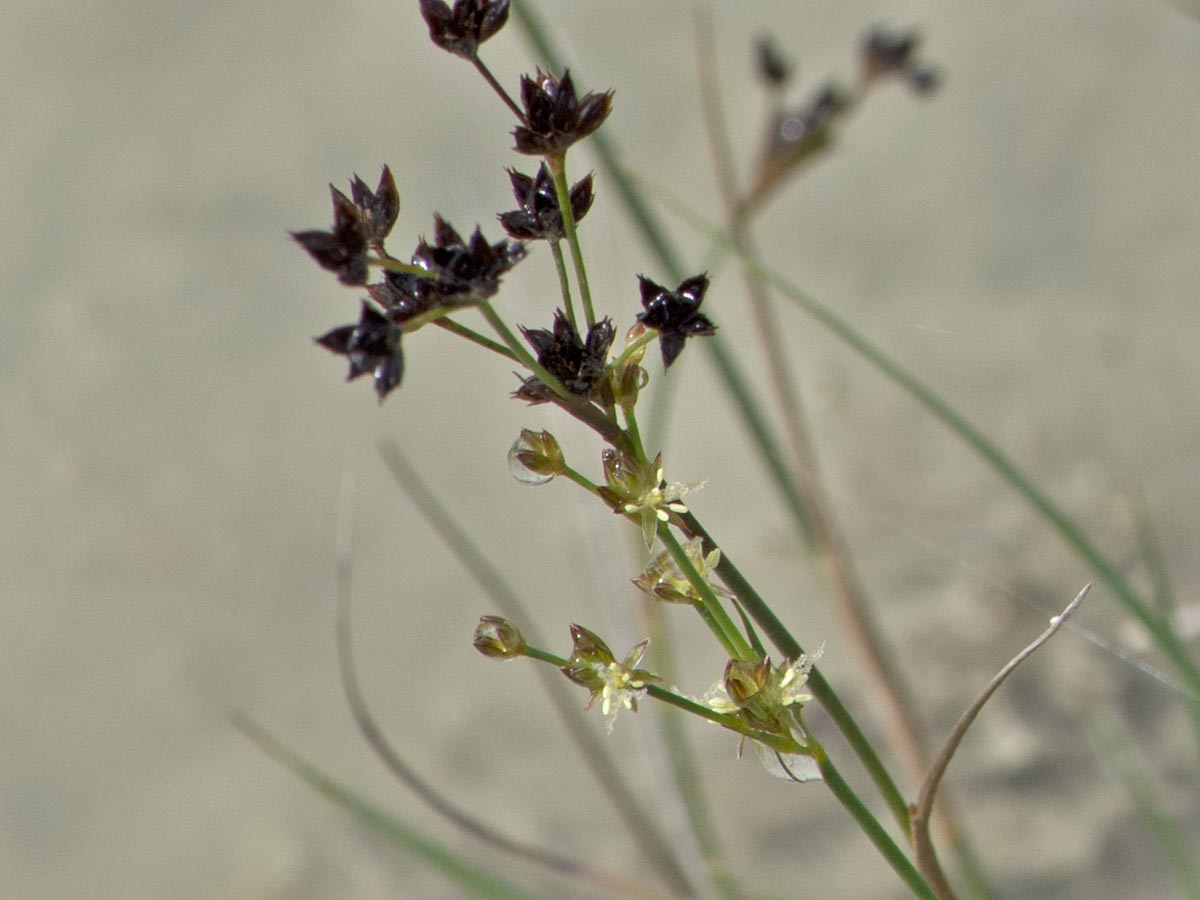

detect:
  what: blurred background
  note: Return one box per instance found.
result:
[3,1,1199,898]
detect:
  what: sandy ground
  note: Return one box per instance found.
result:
[3,1,1199,898]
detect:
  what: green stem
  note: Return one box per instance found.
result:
[559,464,599,495]
[622,404,646,461]
[524,645,569,667]
[682,511,911,835]
[549,239,579,330]
[659,525,754,661]
[547,153,597,327]
[610,329,657,371]
[808,733,939,900]
[477,301,572,402]
[1089,708,1200,900]
[433,318,515,358]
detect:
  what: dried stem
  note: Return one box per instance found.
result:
[910,584,1092,899]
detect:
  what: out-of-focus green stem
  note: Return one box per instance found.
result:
[1088,708,1200,900]
[233,715,538,900]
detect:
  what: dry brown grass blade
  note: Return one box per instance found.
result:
[910,584,1091,899]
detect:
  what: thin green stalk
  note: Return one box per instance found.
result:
[682,511,911,835]
[659,524,753,661]
[547,153,597,326]
[807,732,940,900]
[434,318,516,359]
[622,404,646,461]
[549,239,578,330]
[559,464,599,495]
[610,328,656,372]
[368,255,430,276]
[477,301,570,400]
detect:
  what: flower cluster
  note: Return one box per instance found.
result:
[860,27,939,94]
[291,168,400,286]
[517,311,614,400]
[368,216,526,325]
[498,164,594,242]
[559,624,660,732]
[636,274,718,369]
[513,69,613,157]
[703,649,823,755]
[314,302,404,401]
[298,190,525,398]
[598,451,705,549]
[633,536,731,605]
[418,0,510,60]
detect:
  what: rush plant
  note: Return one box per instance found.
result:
[240,4,1200,899]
